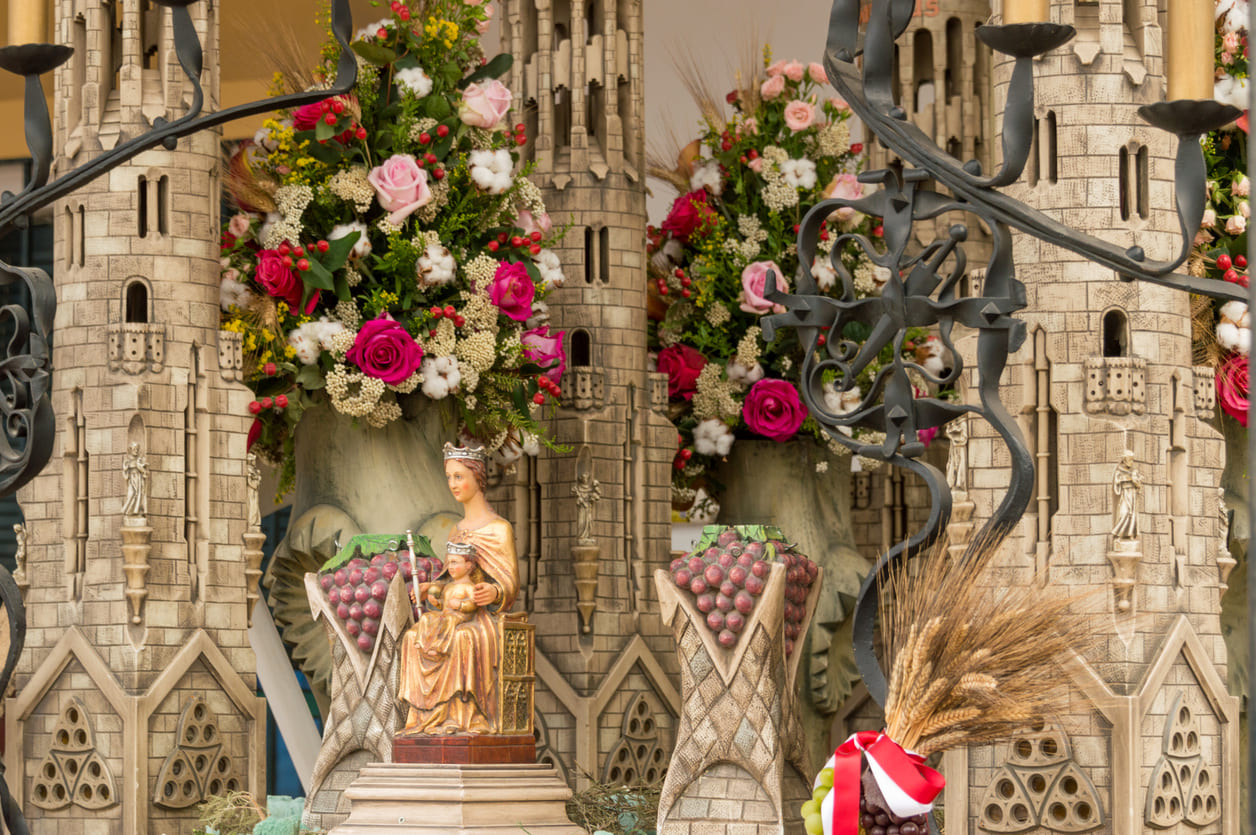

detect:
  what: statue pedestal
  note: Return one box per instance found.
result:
[328,763,584,834]
[393,733,536,764]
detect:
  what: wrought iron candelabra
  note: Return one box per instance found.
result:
[759,1,1253,830]
[0,1,360,831]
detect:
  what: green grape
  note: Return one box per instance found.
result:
[801,799,819,818]
[805,812,825,835]
[818,767,835,788]
[812,785,829,804]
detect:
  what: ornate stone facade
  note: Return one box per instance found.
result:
[498,0,682,788]
[9,3,264,832]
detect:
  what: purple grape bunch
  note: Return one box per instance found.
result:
[317,550,444,654]
[667,528,818,656]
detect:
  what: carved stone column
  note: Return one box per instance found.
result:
[121,524,151,625]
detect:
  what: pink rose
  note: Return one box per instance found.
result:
[367,154,432,225]
[255,249,319,314]
[1217,353,1249,426]
[489,260,536,321]
[808,62,828,84]
[459,79,512,129]
[346,316,424,385]
[742,378,807,442]
[657,344,707,401]
[517,209,554,239]
[661,190,712,242]
[766,59,787,77]
[760,75,786,101]
[476,4,493,34]
[747,157,765,173]
[824,172,864,222]
[228,213,251,238]
[828,97,850,113]
[783,100,816,132]
[740,260,788,315]
[522,326,567,384]
[782,60,805,82]
[741,116,759,135]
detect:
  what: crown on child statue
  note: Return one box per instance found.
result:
[445,540,477,557]
[443,442,487,464]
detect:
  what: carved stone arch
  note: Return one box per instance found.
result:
[601,691,668,785]
[532,709,571,785]
[1101,306,1129,358]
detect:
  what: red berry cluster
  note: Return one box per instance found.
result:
[667,529,818,656]
[247,394,289,414]
[388,0,412,22]
[534,375,562,405]
[414,125,450,179]
[1216,252,1250,288]
[317,551,444,653]
[277,240,329,273]
[509,122,528,147]
[429,305,466,328]
[488,229,543,255]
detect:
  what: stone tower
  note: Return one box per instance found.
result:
[941,1,1241,833]
[500,0,682,788]
[8,2,265,833]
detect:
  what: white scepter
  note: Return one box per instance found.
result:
[405,529,422,614]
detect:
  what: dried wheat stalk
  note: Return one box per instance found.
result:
[877,537,1102,757]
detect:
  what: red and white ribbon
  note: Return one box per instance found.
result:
[816,730,945,835]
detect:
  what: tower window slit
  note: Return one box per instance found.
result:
[138,176,148,238]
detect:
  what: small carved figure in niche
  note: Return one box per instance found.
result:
[945,417,968,492]
[1218,486,1231,551]
[121,442,148,520]
[12,523,27,588]
[246,453,262,530]
[572,470,602,544]
[1111,450,1142,541]
[396,443,518,735]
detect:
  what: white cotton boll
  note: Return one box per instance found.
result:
[780,158,818,190]
[421,373,450,399]
[1238,328,1252,356]
[1217,0,1249,33]
[812,256,838,291]
[314,318,346,350]
[534,249,565,289]
[288,331,320,366]
[330,222,372,260]
[690,162,723,196]
[469,149,514,195]
[220,275,253,310]
[420,356,461,398]
[693,419,735,457]
[395,67,433,98]
[521,433,540,456]
[417,245,457,287]
[726,361,765,384]
[1220,301,1249,326]
[526,301,551,330]
[1216,74,1250,111]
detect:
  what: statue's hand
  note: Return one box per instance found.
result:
[472,582,498,607]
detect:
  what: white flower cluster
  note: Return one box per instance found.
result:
[690,162,723,196]
[533,249,565,289]
[417,244,457,288]
[469,149,514,194]
[395,67,433,98]
[420,355,462,399]
[328,168,376,214]
[263,184,315,249]
[693,418,735,457]
[288,318,347,366]
[811,120,851,158]
[326,363,386,417]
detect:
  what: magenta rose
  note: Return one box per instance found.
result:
[657,344,707,401]
[489,261,536,321]
[292,100,328,131]
[522,326,567,384]
[459,80,513,129]
[367,154,433,225]
[742,378,807,442]
[346,316,424,385]
[661,191,711,243]
[739,260,788,315]
[255,249,319,314]
[1218,354,1249,427]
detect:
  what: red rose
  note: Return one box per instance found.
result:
[254,249,318,314]
[657,344,707,401]
[742,378,807,442]
[347,316,425,385]
[661,191,713,243]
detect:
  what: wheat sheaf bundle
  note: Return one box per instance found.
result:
[878,536,1102,758]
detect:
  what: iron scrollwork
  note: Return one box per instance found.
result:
[0,1,362,830]
[763,0,1247,718]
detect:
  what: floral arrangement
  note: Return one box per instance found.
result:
[646,51,934,510]
[1191,0,1250,426]
[220,0,567,489]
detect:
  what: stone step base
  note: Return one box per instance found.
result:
[330,763,585,834]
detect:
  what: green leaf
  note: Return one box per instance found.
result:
[351,40,397,66]
[334,273,351,302]
[321,533,420,572]
[323,231,359,272]
[295,364,326,390]
[458,53,514,89]
[425,96,452,120]
[440,60,463,87]
[314,118,337,142]
[303,259,336,291]
[306,140,344,164]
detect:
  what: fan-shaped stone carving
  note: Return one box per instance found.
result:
[30,699,118,811]
[1145,692,1221,829]
[979,726,1103,833]
[153,696,240,809]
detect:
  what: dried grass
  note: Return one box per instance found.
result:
[1192,292,1225,369]
[564,777,662,834]
[878,537,1103,757]
[196,790,265,835]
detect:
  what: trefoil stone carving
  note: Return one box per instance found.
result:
[1145,692,1221,829]
[977,725,1103,833]
[601,693,667,786]
[153,695,240,809]
[30,699,118,811]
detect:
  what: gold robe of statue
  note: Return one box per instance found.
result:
[398,518,518,734]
